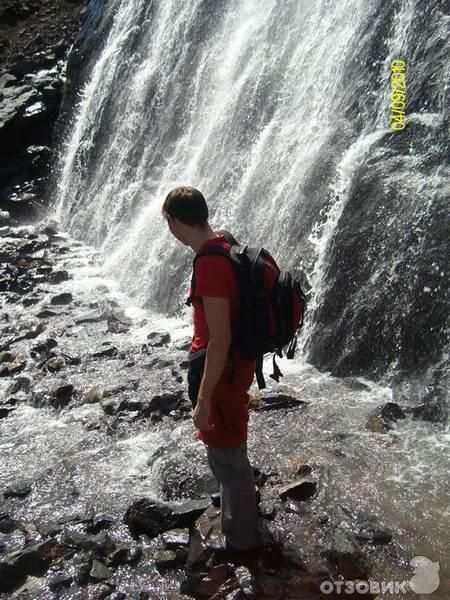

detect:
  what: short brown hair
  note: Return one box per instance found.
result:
[162,186,209,227]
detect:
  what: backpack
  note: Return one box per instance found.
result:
[185,230,306,389]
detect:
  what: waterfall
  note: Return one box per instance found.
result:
[50,0,448,383]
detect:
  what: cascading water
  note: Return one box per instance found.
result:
[50,0,448,388]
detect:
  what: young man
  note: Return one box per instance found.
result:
[162,185,263,552]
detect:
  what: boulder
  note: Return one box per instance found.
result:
[153,549,184,570]
[89,559,113,583]
[50,292,73,305]
[366,402,406,433]
[124,497,210,539]
[0,513,20,534]
[46,356,65,372]
[107,312,131,333]
[104,544,142,568]
[278,477,317,501]
[50,384,74,409]
[354,527,393,544]
[160,528,190,550]
[146,331,171,347]
[123,499,174,538]
[252,392,307,411]
[48,571,73,592]
[322,530,369,580]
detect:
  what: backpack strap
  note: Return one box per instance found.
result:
[269,352,284,382]
[255,352,284,390]
[255,353,266,389]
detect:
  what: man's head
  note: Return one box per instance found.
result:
[162,186,210,246]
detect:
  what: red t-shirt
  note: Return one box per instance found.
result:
[188,232,256,448]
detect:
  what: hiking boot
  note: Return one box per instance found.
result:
[212,538,265,569]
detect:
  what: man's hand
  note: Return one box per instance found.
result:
[192,399,214,431]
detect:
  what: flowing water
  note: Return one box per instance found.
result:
[3,0,449,596]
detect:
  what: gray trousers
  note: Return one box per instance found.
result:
[206,441,262,550]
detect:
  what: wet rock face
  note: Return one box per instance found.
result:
[0,1,88,74]
[306,3,447,384]
[0,0,89,221]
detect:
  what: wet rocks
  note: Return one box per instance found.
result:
[354,526,393,544]
[160,528,190,550]
[0,538,66,593]
[250,390,307,411]
[185,504,223,569]
[48,571,73,592]
[45,355,65,372]
[257,502,277,520]
[161,461,218,502]
[407,376,448,424]
[137,390,186,418]
[50,291,73,305]
[62,529,116,559]
[3,481,32,499]
[279,477,318,502]
[124,499,174,538]
[92,344,118,359]
[366,402,406,433]
[322,530,369,580]
[0,405,16,418]
[104,544,142,568]
[171,499,212,529]
[0,0,90,221]
[0,358,26,376]
[410,400,445,423]
[107,311,132,334]
[89,558,114,582]
[48,269,70,284]
[124,498,210,539]
[49,383,74,409]
[154,548,184,570]
[0,513,20,534]
[82,386,103,405]
[146,331,171,347]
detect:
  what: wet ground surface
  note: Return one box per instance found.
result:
[0,219,449,598]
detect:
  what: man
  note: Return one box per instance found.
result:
[162,185,263,552]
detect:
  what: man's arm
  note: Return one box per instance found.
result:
[192,296,232,431]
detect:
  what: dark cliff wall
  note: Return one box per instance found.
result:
[0,0,88,220]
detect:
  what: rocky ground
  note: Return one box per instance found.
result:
[0,215,426,598]
[0,0,88,221]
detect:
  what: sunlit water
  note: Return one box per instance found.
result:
[1,239,449,597]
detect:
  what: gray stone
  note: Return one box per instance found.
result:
[123,498,173,538]
[366,402,406,433]
[160,528,190,549]
[50,292,73,305]
[322,530,369,579]
[89,559,113,583]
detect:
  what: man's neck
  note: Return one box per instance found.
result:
[190,226,220,254]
